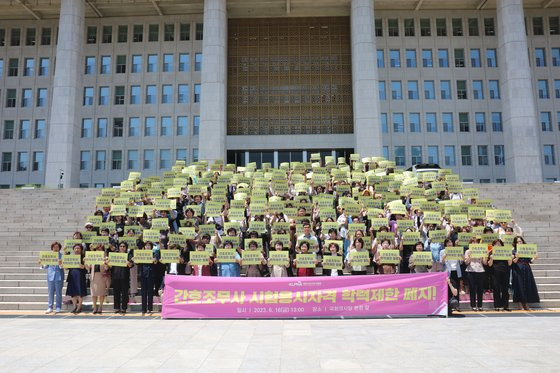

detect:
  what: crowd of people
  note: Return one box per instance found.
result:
[39,157,541,316]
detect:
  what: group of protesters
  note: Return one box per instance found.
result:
[39,157,540,316]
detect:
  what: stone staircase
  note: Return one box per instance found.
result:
[0,184,558,312]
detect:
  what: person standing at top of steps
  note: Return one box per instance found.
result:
[39,242,64,314]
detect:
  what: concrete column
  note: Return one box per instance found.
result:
[44,0,84,188]
[497,0,543,182]
[198,0,227,164]
[350,0,382,158]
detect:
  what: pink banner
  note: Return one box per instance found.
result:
[162,273,448,319]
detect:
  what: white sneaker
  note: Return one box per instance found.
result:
[55,308,61,313]
[45,308,53,314]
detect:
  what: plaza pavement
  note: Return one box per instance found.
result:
[0,312,558,372]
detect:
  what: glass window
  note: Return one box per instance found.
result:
[541,112,552,131]
[146,85,157,104]
[131,55,142,73]
[378,81,386,100]
[161,116,172,136]
[176,149,187,163]
[391,81,402,100]
[427,146,439,164]
[194,84,201,103]
[113,118,124,137]
[112,150,122,170]
[0,29,5,46]
[457,80,467,99]
[127,150,138,170]
[83,87,94,106]
[473,80,484,100]
[424,80,435,99]
[389,49,400,68]
[6,89,17,108]
[19,120,30,139]
[468,18,479,36]
[11,28,21,46]
[0,59,3,76]
[195,23,204,40]
[544,145,556,165]
[375,19,383,37]
[538,79,549,99]
[144,117,156,136]
[36,88,47,107]
[376,49,385,68]
[195,53,202,71]
[454,48,465,67]
[164,24,175,41]
[147,54,158,72]
[407,81,419,100]
[484,17,495,36]
[99,86,109,106]
[444,146,456,166]
[133,24,143,42]
[41,27,51,45]
[420,18,431,36]
[24,58,34,76]
[116,55,126,74]
[394,146,405,166]
[535,48,546,67]
[409,113,421,132]
[486,48,498,67]
[178,84,189,103]
[114,86,125,105]
[533,17,544,35]
[8,58,18,76]
[388,19,399,36]
[492,112,502,132]
[555,80,560,98]
[477,145,488,166]
[461,146,472,166]
[411,146,422,164]
[553,48,560,66]
[422,49,433,68]
[100,56,111,74]
[80,151,90,171]
[452,18,463,36]
[193,116,200,135]
[31,152,42,171]
[95,150,106,170]
[102,26,112,43]
[550,16,560,35]
[393,113,404,133]
[117,25,127,43]
[192,148,199,162]
[383,146,389,160]
[39,58,49,76]
[21,89,32,107]
[404,19,415,36]
[97,118,107,138]
[87,26,97,44]
[475,112,486,132]
[470,49,481,67]
[436,18,447,36]
[440,80,452,99]
[143,149,155,169]
[1,152,12,172]
[489,80,500,99]
[426,113,437,132]
[177,116,188,136]
[3,120,14,139]
[128,117,140,137]
[180,23,190,40]
[438,49,449,67]
[148,24,159,42]
[130,85,141,105]
[162,84,173,104]
[406,49,417,68]
[85,56,95,75]
[459,112,469,132]
[381,113,388,133]
[494,145,505,166]
[163,54,174,72]
[160,149,171,169]
[441,113,453,132]
[81,118,92,138]
[179,53,190,71]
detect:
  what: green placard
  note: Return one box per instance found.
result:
[190,251,211,265]
[178,227,196,239]
[85,251,105,266]
[62,254,81,268]
[168,234,186,248]
[451,214,469,227]
[221,236,240,247]
[110,205,127,216]
[39,251,59,266]
[322,255,343,270]
[268,251,289,266]
[160,249,180,264]
[402,231,421,245]
[517,244,537,258]
[323,240,344,254]
[396,219,414,230]
[423,211,441,224]
[469,244,488,258]
[348,223,366,235]
[296,253,316,268]
[134,250,154,264]
[428,230,447,243]
[371,218,389,229]
[198,224,216,236]
[350,251,370,266]
[492,245,513,260]
[271,234,291,247]
[90,235,109,247]
[205,202,223,216]
[468,207,486,220]
[216,249,238,263]
[411,252,433,266]
[248,221,267,233]
[502,235,515,245]
[143,229,160,243]
[108,252,128,267]
[376,231,395,242]
[151,218,169,230]
[242,250,262,265]
[379,249,400,264]
[64,239,83,253]
[481,233,499,244]
[444,247,464,261]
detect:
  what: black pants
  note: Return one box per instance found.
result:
[351,270,367,275]
[492,270,510,309]
[112,278,129,311]
[468,272,485,308]
[141,276,154,313]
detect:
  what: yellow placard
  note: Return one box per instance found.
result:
[451,214,469,227]
[402,231,421,245]
[350,251,370,266]
[110,205,127,216]
[108,252,128,267]
[85,251,105,266]
[492,245,513,260]
[468,207,486,220]
[190,251,211,265]
[198,224,216,236]
[371,218,389,229]
[480,233,499,244]
[160,249,179,264]
[62,254,82,268]
[429,230,447,243]
[216,249,238,263]
[444,247,464,261]
[242,250,262,265]
[322,255,343,270]
[376,232,395,242]
[151,218,169,230]
[411,252,432,266]
[502,235,515,245]
[134,250,154,264]
[268,251,290,266]
[296,253,316,268]
[423,211,441,224]
[516,244,537,258]
[205,202,223,216]
[348,223,366,235]
[469,244,488,258]
[95,196,112,208]
[167,234,186,247]
[396,219,414,230]
[39,251,59,266]
[248,221,267,233]
[143,229,160,242]
[178,227,196,239]
[494,209,512,222]
[64,239,83,253]
[379,249,400,264]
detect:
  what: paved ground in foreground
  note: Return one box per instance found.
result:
[0,314,558,372]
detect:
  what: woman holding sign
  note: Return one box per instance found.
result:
[488,239,513,311]
[409,242,431,273]
[65,243,87,314]
[40,242,64,314]
[267,241,289,277]
[464,237,488,311]
[87,243,110,314]
[110,242,134,314]
[347,237,371,275]
[293,241,317,277]
[512,236,540,311]
[322,242,344,276]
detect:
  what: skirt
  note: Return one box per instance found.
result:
[91,274,108,297]
[512,262,540,303]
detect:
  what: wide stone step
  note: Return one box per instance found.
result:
[0,279,51,287]
[0,286,66,294]
[538,284,560,292]
[531,269,560,277]
[0,273,46,280]
[534,276,560,284]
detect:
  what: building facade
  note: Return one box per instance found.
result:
[0,0,558,188]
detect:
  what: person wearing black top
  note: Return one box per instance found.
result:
[322,242,344,276]
[488,239,513,311]
[110,242,134,314]
[136,241,160,315]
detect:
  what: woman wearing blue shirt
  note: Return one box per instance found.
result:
[40,241,64,314]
